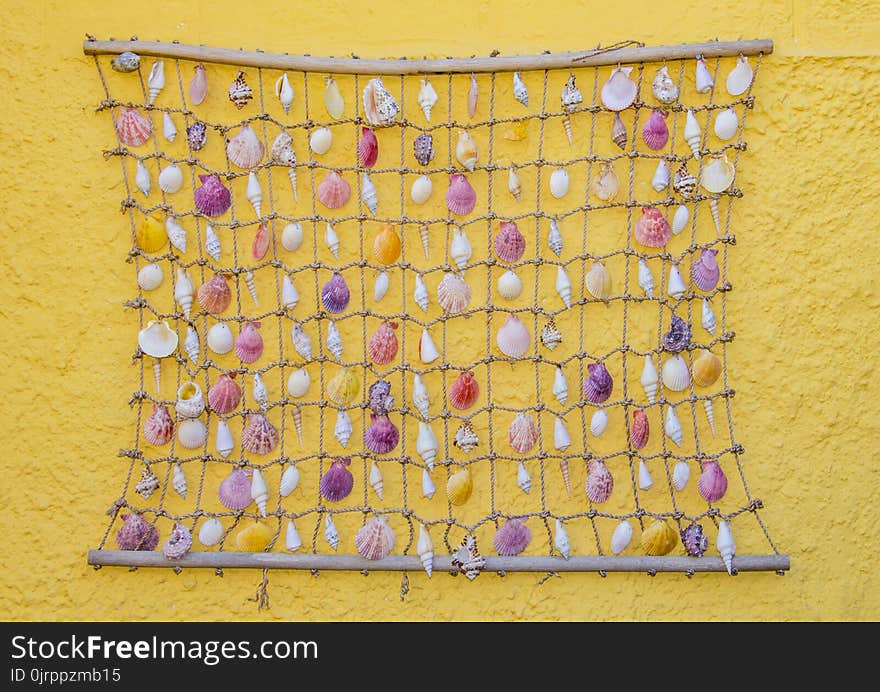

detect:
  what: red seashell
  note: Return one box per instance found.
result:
[197,274,231,315]
[642,109,669,150]
[252,222,270,261]
[630,410,649,449]
[697,459,728,503]
[358,127,379,168]
[446,174,476,216]
[585,460,613,503]
[115,108,152,147]
[143,404,174,446]
[208,373,241,414]
[634,207,672,248]
[317,171,351,209]
[449,371,479,410]
[235,322,264,363]
[241,414,279,455]
[368,321,399,365]
[494,221,526,263]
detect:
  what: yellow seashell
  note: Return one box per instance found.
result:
[692,349,722,388]
[234,522,274,552]
[324,77,345,119]
[585,261,612,300]
[136,215,167,253]
[640,519,678,556]
[446,467,473,505]
[455,130,478,171]
[503,121,527,141]
[373,224,401,265]
[327,367,360,406]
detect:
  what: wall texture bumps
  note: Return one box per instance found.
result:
[1,0,878,621]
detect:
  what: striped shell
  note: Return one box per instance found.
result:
[446,468,473,505]
[115,108,152,147]
[698,460,728,502]
[585,261,612,300]
[691,249,720,291]
[364,413,399,454]
[327,367,359,405]
[437,273,472,314]
[356,516,395,560]
[446,174,477,216]
[494,221,526,263]
[235,321,263,364]
[634,207,672,248]
[630,410,649,449]
[449,371,479,410]
[207,374,241,414]
[358,127,378,168]
[496,314,530,358]
[241,414,279,455]
[584,362,613,404]
[144,404,174,446]
[585,460,613,503]
[493,518,531,556]
[194,174,232,217]
[317,171,351,209]
[116,514,159,551]
[508,412,538,454]
[692,350,722,388]
[226,124,264,169]
[641,519,678,556]
[368,320,399,365]
[319,458,354,502]
[218,468,252,511]
[321,273,351,313]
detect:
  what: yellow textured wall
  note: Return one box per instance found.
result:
[2,0,879,622]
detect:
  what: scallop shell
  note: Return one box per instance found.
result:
[413,273,429,312]
[116,514,159,551]
[610,520,633,555]
[115,108,152,147]
[585,461,614,503]
[549,168,569,198]
[177,418,208,449]
[643,109,669,150]
[698,460,728,502]
[494,220,525,263]
[446,468,473,505]
[309,127,333,155]
[364,413,399,454]
[692,349,722,388]
[496,314,530,358]
[137,263,163,291]
[454,421,479,453]
[135,159,151,197]
[552,367,568,406]
[241,414,279,455]
[634,206,671,247]
[197,274,231,315]
[637,258,654,298]
[497,269,523,300]
[373,224,401,265]
[437,273,472,314]
[198,518,224,547]
[235,321,264,364]
[701,155,736,194]
[358,126,378,168]
[413,133,434,166]
[449,371,479,410]
[368,320,399,364]
[630,409,649,449]
[410,175,432,205]
[662,354,691,392]
[193,174,231,218]
[584,362,613,404]
[291,323,312,361]
[726,56,753,95]
[494,518,531,556]
[208,373,241,414]
[695,56,715,94]
[592,161,619,201]
[555,265,572,308]
[226,124,264,170]
[590,408,608,437]
[641,519,678,556]
[144,404,174,446]
[455,130,478,171]
[446,175,477,216]
[324,76,345,119]
[207,323,234,355]
[541,317,562,350]
[286,368,310,398]
[692,249,720,291]
[321,272,350,313]
[672,460,691,492]
[449,227,473,269]
[651,65,679,104]
[158,164,183,194]
[601,66,637,111]
[419,329,440,363]
[672,204,689,234]
[374,271,390,302]
[585,261,612,300]
[714,107,739,140]
[175,381,205,419]
[228,71,253,108]
[363,77,399,127]
[234,522,273,552]
[320,458,354,502]
[356,516,395,560]
[317,171,351,209]
[508,412,538,454]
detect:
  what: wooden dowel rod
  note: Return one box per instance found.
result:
[82,39,773,75]
[89,550,789,573]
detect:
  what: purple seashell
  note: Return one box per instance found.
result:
[319,458,354,502]
[218,468,252,510]
[364,413,399,454]
[413,133,434,166]
[493,518,531,556]
[680,522,708,557]
[186,121,207,151]
[321,272,350,313]
[585,460,614,503]
[368,380,394,416]
[662,315,692,353]
[116,513,160,551]
[642,109,669,150]
[698,460,728,503]
[583,362,613,404]
[194,174,231,217]
[163,522,193,559]
[691,249,720,292]
[446,174,477,216]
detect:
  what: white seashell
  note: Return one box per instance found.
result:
[549,168,569,198]
[252,372,268,409]
[419,329,439,363]
[250,468,268,517]
[333,409,353,447]
[512,71,529,106]
[291,323,312,361]
[668,264,687,300]
[717,520,736,574]
[373,271,390,302]
[275,72,294,113]
[172,463,187,498]
[207,323,233,354]
[410,175,432,205]
[637,258,654,298]
[554,519,571,559]
[651,65,679,104]
[695,56,715,93]
[413,273,429,312]
[418,78,438,121]
[684,109,702,159]
[497,269,523,300]
[662,353,691,391]
[641,355,659,404]
[137,263,163,291]
[455,130,478,171]
[714,107,739,141]
[702,298,717,335]
[672,460,690,491]
[286,367,310,397]
[651,159,669,192]
[704,399,717,436]
[162,112,177,142]
[326,320,343,361]
[547,219,563,257]
[309,127,332,155]
[508,166,522,202]
[285,519,302,552]
[417,523,434,577]
[280,465,300,497]
[173,268,194,318]
[362,77,399,126]
[590,408,608,437]
[369,462,384,499]
[244,270,258,306]
[205,225,221,261]
[672,205,689,235]
[147,60,165,104]
[422,468,436,499]
[449,227,472,269]
[726,56,753,96]
[610,520,633,555]
[215,419,234,458]
[555,265,572,308]
[281,223,304,252]
[183,325,199,364]
[198,518,225,547]
[177,418,207,449]
[158,164,183,194]
[416,421,438,470]
[517,460,531,494]
[362,172,378,214]
[324,514,339,551]
[638,460,653,491]
[665,405,683,446]
[454,422,479,453]
[135,160,151,197]
[246,172,262,217]
[554,417,571,451]
[165,217,186,252]
[282,274,299,309]
[412,374,430,419]
[324,223,339,258]
[552,367,568,406]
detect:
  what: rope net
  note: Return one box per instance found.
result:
[89,42,781,586]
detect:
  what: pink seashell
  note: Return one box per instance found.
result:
[496,314,530,359]
[493,518,531,556]
[630,409,649,449]
[187,121,207,151]
[356,516,395,560]
[413,133,434,165]
[634,206,672,248]
[368,380,394,416]
[508,412,538,454]
[252,222,270,261]
[226,124,264,169]
[218,468,252,510]
[321,272,350,313]
[208,373,241,414]
[241,414,279,455]
[194,174,232,217]
[449,371,479,410]
[317,170,351,209]
[601,66,637,111]
[319,458,354,502]
[116,514,159,551]
[698,459,728,502]
[358,127,379,168]
[115,108,152,147]
[585,460,614,503]
[189,63,208,105]
[235,322,264,363]
[197,274,231,315]
[163,522,192,559]
[144,404,174,446]
[437,273,472,314]
[642,109,669,150]
[364,413,399,454]
[368,320,399,364]
[584,362,614,404]
[691,249,720,291]
[494,221,526,263]
[446,174,477,216]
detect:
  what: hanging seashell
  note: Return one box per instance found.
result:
[187,62,207,105]
[183,325,199,366]
[449,371,479,410]
[144,404,174,446]
[367,381,395,417]
[286,519,302,553]
[368,320,399,365]
[553,519,571,559]
[418,524,434,576]
[665,404,683,447]
[111,51,140,73]
[215,420,234,459]
[228,71,253,108]
[641,519,678,556]
[508,412,539,454]
[158,164,183,194]
[698,459,728,503]
[634,206,671,247]
[137,263,163,291]
[673,164,697,198]
[494,518,531,556]
[714,107,739,140]
[194,174,231,218]
[497,269,523,300]
[610,112,627,149]
[291,405,303,446]
[455,130,478,172]
[584,362,613,404]
[251,372,268,411]
[236,321,263,364]
[177,418,208,450]
[147,60,165,104]
[508,70,529,106]
[203,224,221,262]
[246,173,263,218]
[651,159,670,192]
[585,261,612,301]
[638,460,654,491]
[373,271,389,302]
[508,166,522,202]
[701,298,717,336]
[115,108,152,147]
[325,320,343,361]
[373,224,401,265]
[324,514,340,551]
[411,374,430,419]
[611,519,634,555]
[549,168,570,199]
[362,76,400,127]
[274,72,294,114]
[449,227,473,269]
[327,367,359,406]
[437,273,472,314]
[279,465,300,499]
[226,124,264,169]
[692,249,720,292]
[321,272,350,313]
[446,468,473,505]
[356,516,395,561]
[286,367,310,397]
[640,355,659,404]
[496,314,530,359]
[207,323,233,355]
[282,274,299,310]
[416,421,438,470]
[642,109,669,150]
[494,221,525,263]
[560,73,583,144]
[454,421,479,453]
[668,264,687,300]
[173,268,194,318]
[365,413,399,454]
[554,417,571,451]
[135,159,151,198]
[717,520,736,574]
[652,65,679,104]
[175,382,205,419]
[467,74,478,117]
[662,354,691,392]
[208,373,241,414]
[672,204,689,235]
[542,221,562,259]
[320,457,354,502]
[591,161,619,202]
[197,273,230,315]
[701,154,736,194]
[684,109,702,159]
[418,78,438,121]
[585,460,613,504]
[241,414,279,455]
[116,513,159,551]
[309,127,333,155]
[413,273,429,312]
[324,76,344,119]
[552,367,568,406]
[269,132,298,201]
[361,171,378,212]
[410,175,433,205]
[517,460,531,494]
[446,175,477,216]
[162,112,177,143]
[250,468,269,518]
[662,315,692,353]
[637,258,654,298]
[555,264,572,308]
[413,133,434,166]
[187,120,207,151]
[590,408,608,437]
[333,409,353,447]
[356,126,379,168]
[672,460,690,492]
[541,317,562,350]
[324,223,339,258]
[419,329,440,363]
[601,66,637,111]
[695,55,715,94]
[234,522,274,552]
[317,171,351,209]
[198,518,224,548]
[630,409,649,449]
[281,222,303,252]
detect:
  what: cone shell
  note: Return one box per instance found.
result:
[234,522,273,552]
[321,273,350,313]
[241,414,279,455]
[449,371,479,410]
[235,322,263,364]
[327,368,359,406]
[651,65,679,104]
[695,57,715,94]
[418,524,434,576]
[116,514,159,551]
[226,124,264,169]
[437,273,472,314]
[363,171,379,213]
[319,458,354,502]
[144,404,174,446]
[496,314,530,359]
[585,261,612,300]
[642,110,669,150]
[357,127,378,168]
[692,350,722,388]
[638,258,654,298]
[373,224,401,265]
[364,413,399,454]
[692,249,720,291]
[585,460,614,503]
[552,367,568,406]
[416,421,438,469]
[508,412,538,454]
[641,519,678,556]
[208,374,241,414]
[584,362,613,404]
[493,519,531,556]
[290,323,312,361]
[115,108,152,147]
[446,468,473,505]
[450,227,473,269]
[662,354,691,392]
[698,460,728,502]
[634,207,672,247]
[630,410,649,449]
[218,468,251,510]
[494,221,525,263]
[197,274,231,315]
[455,130,478,171]
[368,320,399,365]
[446,174,477,216]
[555,519,571,559]
[413,133,434,166]
[601,66,637,111]
[611,520,633,555]
[547,219,562,257]
[317,171,351,209]
[194,174,232,217]
[356,516,395,560]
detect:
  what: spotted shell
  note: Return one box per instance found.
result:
[437,273,472,314]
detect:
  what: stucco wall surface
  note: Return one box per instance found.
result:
[1,0,878,621]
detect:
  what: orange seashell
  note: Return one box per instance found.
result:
[373,224,401,265]
[634,207,672,248]
[368,320,399,364]
[317,171,351,209]
[630,410,649,449]
[449,371,479,410]
[252,223,270,260]
[197,274,231,315]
